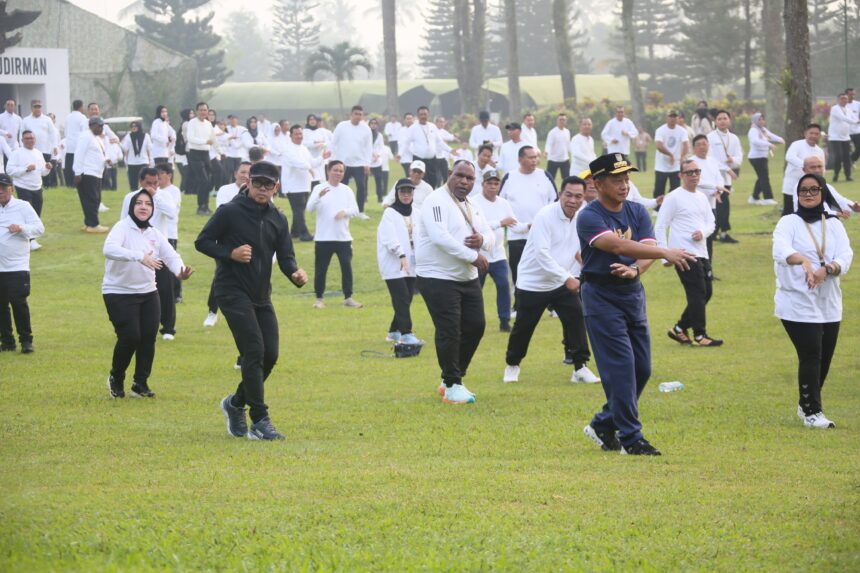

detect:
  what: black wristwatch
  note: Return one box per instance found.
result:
[630,264,640,277]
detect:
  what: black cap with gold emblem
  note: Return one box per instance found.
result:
[588,153,638,179]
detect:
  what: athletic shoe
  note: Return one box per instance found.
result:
[694,334,723,347]
[621,438,661,456]
[437,382,446,396]
[759,199,778,206]
[718,234,739,244]
[98,202,110,212]
[299,233,314,242]
[803,412,836,429]
[499,319,511,332]
[84,225,109,233]
[220,394,249,438]
[248,417,285,440]
[175,296,182,304]
[797,405,805,420]
[356,212,371,221]
[234,356,242,370]
[583,424,621,451]
[342,297,363,308]
[107,375,124,398]
[386,331,401,343]
[0,344,16,352]
[548,310,558,318]
[510,310,517,319]
[667,324,692,345]
[747,196,758,204]
[130,382,155,398]
[313,299,325,309]
[442,384,476,404]
[20,341,34,354]
[503,364,520,383]
[203,312,218,327]
[571,366,600,384]
[400,333,424,345]
[30,240,42,251]
[162,333,175,341]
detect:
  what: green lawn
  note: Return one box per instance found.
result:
[1,153,859,572]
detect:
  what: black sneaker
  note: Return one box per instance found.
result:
[130,382,156,398]
[499,319,511,332]
[621,438,662,456]
[718,234,739,244]
[21,341,34,354]
[221,394,249,438]
[107,375,125,398]
[248,417,285,441]
[0,344,17,352]
[563,354,575,365]
[583,424,621,451]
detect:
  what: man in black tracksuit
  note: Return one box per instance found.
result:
[195,161,308,441]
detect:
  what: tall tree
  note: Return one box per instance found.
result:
[382,0,399,115]
[419,0,456,78]
[783,0,812,144]
[484,0,507,77]
[621,0,645,126]
[135,0,231,91]
[676,0,746,96]
[504,0,521,117]
[318,0,358,47]
[452,0,486,112]
[304,42,372,117]
[808,0,844,52]
[0,0,40,54]
[762,0,786,134]
[552,0,577,103]
[742,0,754,100]
[222,11,272,82]
[272,0,321,81]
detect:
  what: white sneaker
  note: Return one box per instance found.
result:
[162,333,175,341]
[442,384,476,404]
[803,412,836,429]
[203,312,218,327]
[356,212,371,221]
[548,310,558,318]
[572,365,600,384]
[759,198,778,206]
[503,364,520,383]
[29,240,42,251]
[747,196,758,204]
[313,299,325,309]
[797,405,805,420]
[98,202,110,212]
[510,310,517,319]
[342,297,363,308]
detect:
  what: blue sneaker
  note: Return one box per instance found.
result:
[386,331,401,343]
[442,384,476,405]
[400,333,424,345]
[248,417,285,441]
[220,394,248,438]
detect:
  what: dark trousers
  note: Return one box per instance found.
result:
[418,276,485,387]
[782,193,794,217]
[63,153,75,187]
[41,153,57,188]
[716,186,732,232]
[208,275,218,314]
[103,291,160,385]
[76,174,102,227]
[653,170,680,198]
[850,133,860,163]
[675,258,713,337]
[16,187,43,217]
[385,277,417,334]
[223,157,241,182]
[286,192,310,237]
[103,166,117,191]
[127,164,144,191]
[435,158,449,185]
[343,166,368,213]
[155,264,176,336]
[506,285,591,369]
[210,158,226,191]
[389,141,399,155]
[635,151,647,172]
[414,157,438,189]
[507,239,527,309]
[218,294,279,424]
[749,157,773,199]
[401,162,411,177]
[178,162,190,194]
[187,149,211,209]
[781,320,840,416]
[479,259,511,321]
[314,241,353,298]
[830,140,852,180]
[547,160,570,184]
[371,166,387,202]
[0,271,32,346]
[154,156,170,165]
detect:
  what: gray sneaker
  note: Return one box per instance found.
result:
[221,394,249,438]
[248,417,285,441]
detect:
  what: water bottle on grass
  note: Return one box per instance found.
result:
[658,381,684,392]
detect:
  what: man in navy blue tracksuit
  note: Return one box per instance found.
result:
[577,154,696,455]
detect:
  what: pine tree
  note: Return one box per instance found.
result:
[271,0,321,81]
[221,11,272,82]
[134,0,230,91]
[484,0,506,77]
[675,0,746,95]
[513,0,557,76]
[418,0,456,79]
[318,0,357,47]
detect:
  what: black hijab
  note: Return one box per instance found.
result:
[154,105,166,121]
[247,117,259,141]
[128,189,154,229]
[129,121,145,156]
[305,114,318,130]
[391,186,413,217]
[794,173,839,223]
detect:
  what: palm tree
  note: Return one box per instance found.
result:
[504,0,521,118]
[305,42,372,117]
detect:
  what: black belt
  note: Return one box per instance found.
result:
[580,272,639,286]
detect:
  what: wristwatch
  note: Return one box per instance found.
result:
[825,264,834,276]
[630,264,640,277]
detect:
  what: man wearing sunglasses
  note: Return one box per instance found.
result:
[656,158,722,348]
[195,161,309,441]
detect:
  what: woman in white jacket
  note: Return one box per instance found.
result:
[102,189,193,399]
[747,112,784,205]
[772,173,852,429]
[121,121,153,191]
[377,178,423,345]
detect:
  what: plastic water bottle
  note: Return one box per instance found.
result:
[658,381,684,393]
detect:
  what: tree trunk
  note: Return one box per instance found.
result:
[336,79,345,119]
[621,0,645,127]
[504,0,521,118]
[453,0,486,113]
[453,0,468,113]
[763,0,786,136]
[783,0,812,144]
[382,0,399,116]
[552,0,577,104]
[743,0,752,100]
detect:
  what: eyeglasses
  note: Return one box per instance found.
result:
[681,169,701,176]
[251,178,276,191]
[798,187,823,196]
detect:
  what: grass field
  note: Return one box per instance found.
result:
[1,151,859,572]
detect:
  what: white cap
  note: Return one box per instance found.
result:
[409,160,426,173]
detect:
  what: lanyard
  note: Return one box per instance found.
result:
[803,215,827,265]
[446,186,476,233]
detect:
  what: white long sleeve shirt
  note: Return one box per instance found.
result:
[627,180,659,210]
[102,217,184,295]
[121,133,153,166]
[382,180,433,210]
[849,100,860,135]
[150,118,171,158]
[332,121,373,167]
[469,123,503,154]
[22,114,57,155]
[0,111,22,151]
[307,182,360,241]
[155,184,181,240]
[73,131,108,178]
[782,139,825,196]
[654,187,715,260]
[747,127,784,159]
[472,192,526,263]
[377,206,419,280]
[186,117,214,151]
[601,117,638,155]
[401,121,448,159]
[544,127,571,162]
[63,111,88,153]
[223,125,247,158]
[415,186,495,282]
[370,134,386,167]
[516,202,581,291]
[522,126,539,151]
[396,124,413,162]
[216,183,240,208]
[828,104,856,141]
[499,169,558,241]
[384,121,401,142]
[569,134,596,174]
[707,129,744,185]
[280,141,321,193]
[692,154,725,209]
[241,130,268,156]
[497,139,528,173]
[772,214,853,322]
[5,147,49,190]
[302,127,330,181]
[0,137,11,167]
[0,197,44,272]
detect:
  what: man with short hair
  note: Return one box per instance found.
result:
[690,135,727,261]
[396,112,414,176]
[828,93,858,182]
[196,161,309,440]
[434,115,458,184]
[0,173,44,354]
[384,114,401,155]
[502,175,599,385]
[0,100,22,161]
[521,113,539,151]
[544,113,571,184]
[281,124,328,242]
[706,110,743,243]
[469,110,503,157]
[600,106,638,155]
[5,131,49,250]
[63,100,88,185]
[223,114,246,179]
[497,122,528,173]
[186,102,216,214]
[332,105,373,219]
[653,110,689,200]
[399,106,449,189]
[383,160,433,209]
[797,156,859,215]
[570,117,596,176]
[73,117,111,233]
[21,100,58,188]
[782,124,825,216]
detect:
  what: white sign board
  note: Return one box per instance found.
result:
[0,47,70,129]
